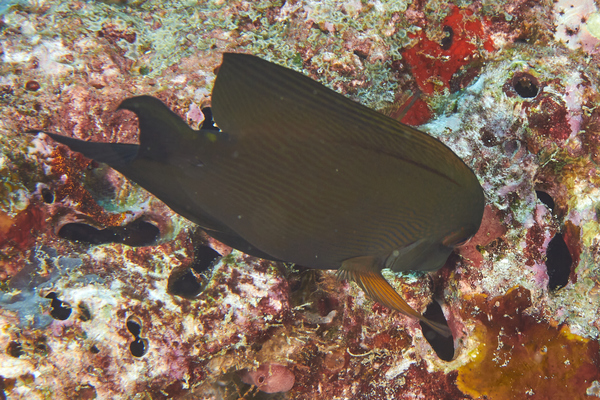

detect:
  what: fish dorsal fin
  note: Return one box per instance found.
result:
[339,256,452,338]
[117,96,203,162]
[211,53,467,186]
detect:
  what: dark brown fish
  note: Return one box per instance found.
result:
[40,53,485,336]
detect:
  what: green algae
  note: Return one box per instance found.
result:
[21,0,428,110]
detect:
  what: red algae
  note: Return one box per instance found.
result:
[457,286,600,399]
[523,218,548,268]
[0,205,45,256]
[398,98,433,126]
[402,5,494,94]
[527,96,572,142]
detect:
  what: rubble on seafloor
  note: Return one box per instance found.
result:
[2,0,600,399]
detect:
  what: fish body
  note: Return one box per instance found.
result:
[41,53,485,337]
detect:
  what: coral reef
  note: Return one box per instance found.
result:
[2,0,600,399]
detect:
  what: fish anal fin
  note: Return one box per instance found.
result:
[339,256,452,338]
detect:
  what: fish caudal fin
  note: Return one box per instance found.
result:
[34,131,139,167]
[339,256,452,338]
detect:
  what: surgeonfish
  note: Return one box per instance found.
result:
[39,53,485,337]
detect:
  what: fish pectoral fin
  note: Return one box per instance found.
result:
[39,132,139,167]
[338,256,452,338]
[385,239,453,272]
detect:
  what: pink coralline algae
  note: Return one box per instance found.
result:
[240,363,295,393]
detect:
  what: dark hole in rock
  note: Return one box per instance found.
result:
[90,345,100,354]
[440,25,454,50]
[192,245,222,274]
[317,294,339,317]
[167,268,202,299]
[353,49,368,60]
[1,375,17,400]
[41,188,54,204]
[512,72,539,98]
[78,302,92,321]
[58,219,159,247]
[200,107,219,131]
[420,300,454,361]
[7,341,23,358]
[130,338,147,357]
[58,223,118,245]
[535,190,555,213]
[45,292,72,320]
[480,128,498,147]
[113,220,160,246]
[546,232,572,291]
[288,275,302,293]
[34,336,48,355]
[1,376,8,399]
[502,139,522,157]
[126,319,142,337]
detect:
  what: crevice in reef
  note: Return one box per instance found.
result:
[167,244,221,299]
[420,300,454,361]
[45,292,72,321]
[546,232,573,291]
[57,219,159,246]
[535,190,555,213]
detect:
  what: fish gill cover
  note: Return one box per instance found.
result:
[2,0,600,399]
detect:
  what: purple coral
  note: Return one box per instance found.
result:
[240,363,295,393]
